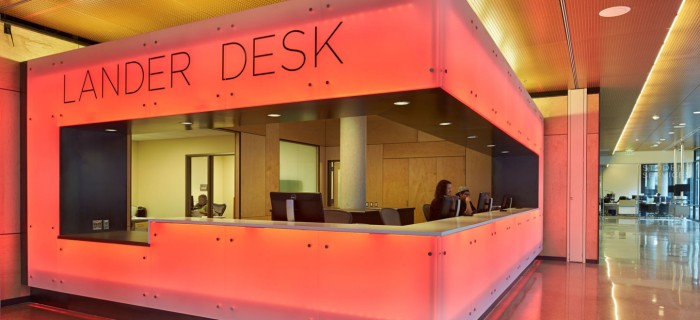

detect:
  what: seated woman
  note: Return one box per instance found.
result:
[429,180,458,221]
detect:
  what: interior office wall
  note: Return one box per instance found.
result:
[240,133,266,218]
[131,134,235,219]
[212,155,235,217]
[326,117,489,223]
[601,164,639,198]
[280,141,318,192]
[0,57,29,301]
[537,93,599,261]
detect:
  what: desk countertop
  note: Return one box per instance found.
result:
[149,208,536,237]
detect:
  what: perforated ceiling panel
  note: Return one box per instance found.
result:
[466,0,572,93]
[1,0,284,42]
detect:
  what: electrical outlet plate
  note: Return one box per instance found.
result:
[102,219,109,230]
[92,220,103,231]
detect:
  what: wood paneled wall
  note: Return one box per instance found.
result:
[240,133,266,218]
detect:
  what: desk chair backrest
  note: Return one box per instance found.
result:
[212,203,227,216]
[380,208,401,226]
[422,204,430,222]
[324,210,353,224]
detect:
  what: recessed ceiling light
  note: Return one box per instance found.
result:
[467,135,478,139]
[669,132,674,135]
[651,145,658,148]
[487,144,496,148]
[180,121,193,125]
[393,101,410,106]
[694,111,700,114]
[105,128,117,132]
[678,123,686,126]
[659,138,666,141]
[674,125,685,129]
[635,139,639,142]
[599,6,631,18]
[267,113,281,118]
[439,122,452,126]
[501,151,510,154]
[652,115,660,120]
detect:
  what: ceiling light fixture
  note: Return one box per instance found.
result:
[393,101,410,106]
[669,132,675,135]
[660,138,666,141]
[439,122,452,126]
[467,135,477,139]
[267,113,281,118]
[678,123,686,126]
[612,0,686,154]
[105,128,117,132]
[694,111,700,114]
[652,115,660,120]
[501,151,510,154]
[599,6,631,18]
[674,125,685,129]
[487,144,496,148]
[180,121,193,125]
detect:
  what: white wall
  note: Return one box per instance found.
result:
[131,134,236,218]
[601,164,639,199]
[280,141,318,192]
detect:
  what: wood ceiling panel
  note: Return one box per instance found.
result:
[466,0,571,93]
[1,0,284,42]
[614,0,700,153]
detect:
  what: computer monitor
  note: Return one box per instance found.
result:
[476,192,492,213]
[501,194,513,209]
[270,192,324,223]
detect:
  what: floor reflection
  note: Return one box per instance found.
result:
[486,217,700,320]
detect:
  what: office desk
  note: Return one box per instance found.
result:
[45,208,540,320]
[343,207,415,225]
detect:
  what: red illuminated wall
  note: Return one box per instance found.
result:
[0,57,29,301]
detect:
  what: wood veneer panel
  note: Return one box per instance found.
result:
[465,147,492,199]
[409,158,437,223]
[437,157,466,189]
[366,145,383,207]
[240,133,266,218]
[383,141,465,159]
[382,159,409,208]
[265,124,280,216]
[543,135,568,258]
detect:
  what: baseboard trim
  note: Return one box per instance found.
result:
[29,288,211,320]
[536,255,566,262]
[1,296,31,306]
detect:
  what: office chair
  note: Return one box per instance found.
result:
[422,204,430,222]
[323,210,353,224]
[380,208,402,226]
[212,203,227,216]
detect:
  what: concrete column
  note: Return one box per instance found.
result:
[339,116,366,209]
[567,89,587,263]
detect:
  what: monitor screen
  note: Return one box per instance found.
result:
[476,192,492,213]
[270,192,324,223]
[500,194,513,209]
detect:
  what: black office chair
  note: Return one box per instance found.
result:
[212,203,227,216]
[380,208,402,226]
[324,210,353,224]
[422,204,430,222]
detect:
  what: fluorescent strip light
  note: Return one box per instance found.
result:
[612,0,686,154]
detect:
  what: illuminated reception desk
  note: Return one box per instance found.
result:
[41,209,541,319]
[25,0,544,319]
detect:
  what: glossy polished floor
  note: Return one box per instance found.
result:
[486,216,700,319]
[3,216,699,319]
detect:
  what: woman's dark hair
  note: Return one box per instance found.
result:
[434,179,452,200]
